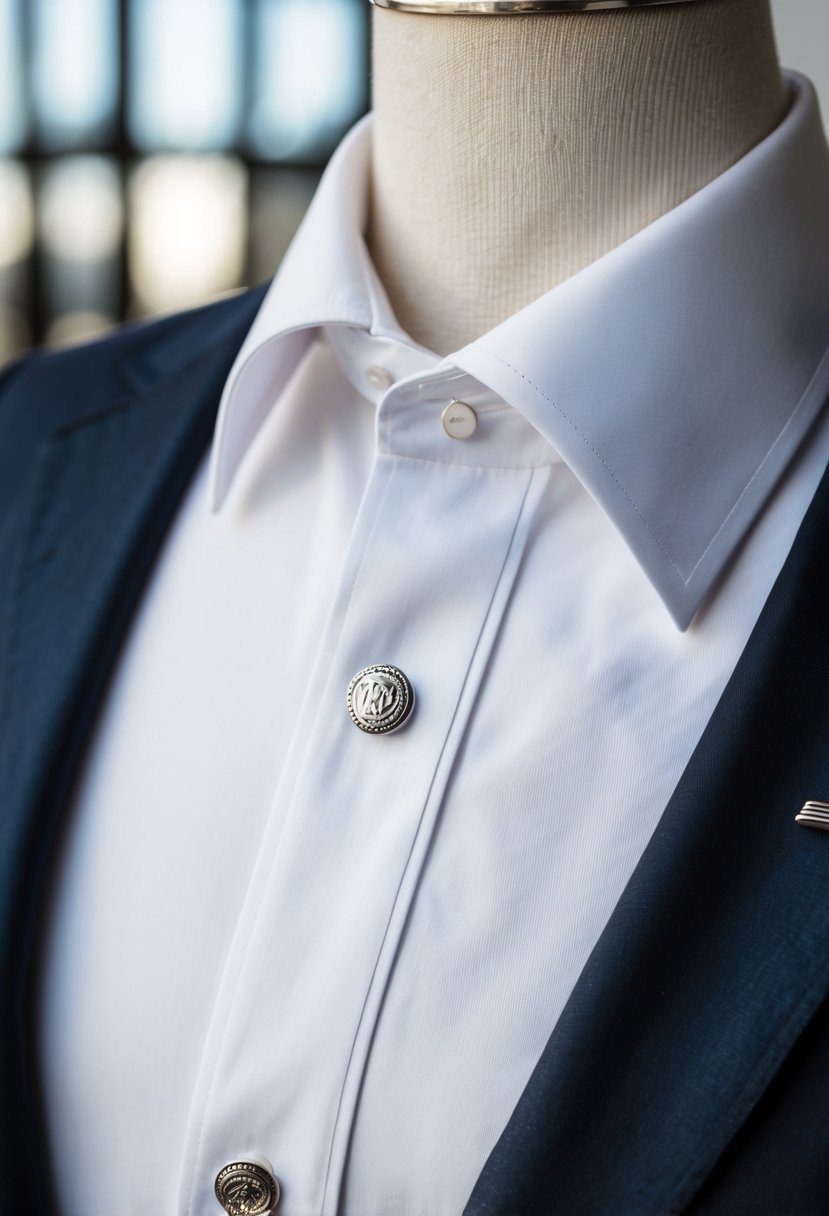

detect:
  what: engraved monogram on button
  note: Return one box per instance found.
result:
[441,399,478,440]
[347,664,415,734]
[214,1161,280,1215]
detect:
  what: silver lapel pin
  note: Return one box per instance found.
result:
[796,801,829,832]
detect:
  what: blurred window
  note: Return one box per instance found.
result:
[0,161,33,266]
[37,156,123,342]
[32,0,119,148]
[0,0,370,356]
[129,0,243,152]
[249,0,367,160]
[129,155,247,312]
[0,0,25,153]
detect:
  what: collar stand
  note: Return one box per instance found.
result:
[209,73,829,631]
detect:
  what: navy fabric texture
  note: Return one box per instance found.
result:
[0,290,827,1215]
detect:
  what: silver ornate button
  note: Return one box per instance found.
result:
[347,664,415,735]
[441,399,478,440]
[215,1159,280,1215]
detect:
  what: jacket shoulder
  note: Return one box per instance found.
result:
[0,284,268,601]
[0,284,268,450]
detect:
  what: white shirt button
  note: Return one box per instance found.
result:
[365,364,395,392]
[441,400,478,440]
[215,1157,280,1214]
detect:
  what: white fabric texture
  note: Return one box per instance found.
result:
[38,72,829,1216]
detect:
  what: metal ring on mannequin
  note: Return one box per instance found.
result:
[369,0,705,13]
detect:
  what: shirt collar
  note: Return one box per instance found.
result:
[210,70,829,630]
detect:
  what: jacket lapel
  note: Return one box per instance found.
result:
[465,452,829,1215]
[0,289,265,1215]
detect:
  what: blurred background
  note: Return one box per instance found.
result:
[0,0,369,358]
[0,0,825,361]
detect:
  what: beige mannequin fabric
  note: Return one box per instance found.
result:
[368,0,786,354]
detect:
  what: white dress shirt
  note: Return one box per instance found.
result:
[39,71,829,1216]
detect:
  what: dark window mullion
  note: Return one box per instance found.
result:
[242,0,256,288]
[117,0,130,322]
[18,0,44,342]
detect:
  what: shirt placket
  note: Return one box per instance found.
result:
[180,391,549,1216]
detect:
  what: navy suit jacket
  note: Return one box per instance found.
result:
[1,286,829,1216]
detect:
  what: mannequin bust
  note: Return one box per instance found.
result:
[367,0,786,354]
